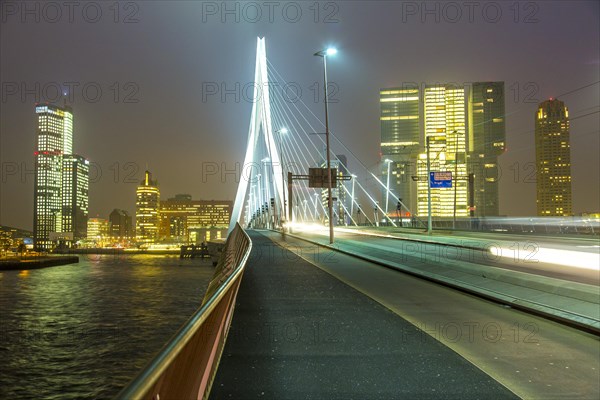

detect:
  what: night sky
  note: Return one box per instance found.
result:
[1,1,598,231]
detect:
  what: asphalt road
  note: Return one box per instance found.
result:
[210,231,520,400]
[297,228,600,286]
[261,230,600,400]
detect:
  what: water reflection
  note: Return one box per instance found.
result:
[0,255,213,399]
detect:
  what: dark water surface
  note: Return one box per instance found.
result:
[0,254,214,399]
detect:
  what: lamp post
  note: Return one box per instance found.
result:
[276,128,288,228]
[384,159,392,216]
[426,136,432,234]
[452,131,459,230]
[314,47,337,244]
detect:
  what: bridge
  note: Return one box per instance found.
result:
[118,38,600,400]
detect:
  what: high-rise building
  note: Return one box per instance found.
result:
[136,171,160,244]
[379,82,506,219]
[467,82,506,217]
[33,104,88,250]
[416,84,468,217]
[62,155,89,241]
[159,194,232,243]
[535,98,572,216]
[109,209,133,239]
[379,87,420,214]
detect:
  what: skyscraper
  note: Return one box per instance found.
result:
[416,84,468,217]
[379,87,420,214]
[62,155,89,240]
[136,170,160,244]
[33,104,88,250]
[535,98,572,216]
[467,82,506,217]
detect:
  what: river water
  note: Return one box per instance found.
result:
[0,254,214,399]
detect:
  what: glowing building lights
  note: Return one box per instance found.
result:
[136,170,160,244]
[535,99,572,216]
[33,104,89,250]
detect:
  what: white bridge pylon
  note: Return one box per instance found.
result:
[229,37,285,232]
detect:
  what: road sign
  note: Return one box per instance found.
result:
[430,171,452,188]
[308,167,337,188]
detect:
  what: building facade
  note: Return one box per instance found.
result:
[62,155,89,240]
[159,195,232,243]
[379,82,506,219]
[467,82,506,217]
[535,98,572,216]
[33,104,88,250]
[136,171,160,244]
[416,84,468,217]
[87,218,109,245]
[379,87,420,215]
[109,209,133,239]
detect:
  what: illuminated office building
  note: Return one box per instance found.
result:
[62,155,89,240]
[136,171,160,244]
[379,87,420,214]
[33,104,88,250]
[535,98,572,216]
[87,218,109,245]
[159,194,232,243]
[416,85,468,217]
[467,82,506,216]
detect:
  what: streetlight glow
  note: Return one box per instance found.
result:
[326,47,338,56]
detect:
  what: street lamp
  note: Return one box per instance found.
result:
[276,128,288,228]
[426,136,432,234]
[314,46,337,244]
[384,159,392,215]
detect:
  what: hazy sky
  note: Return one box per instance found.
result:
[1,1,599,230]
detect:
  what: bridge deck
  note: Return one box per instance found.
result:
[210,231,517,399]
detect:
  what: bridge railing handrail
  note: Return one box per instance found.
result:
[116,223,252,400]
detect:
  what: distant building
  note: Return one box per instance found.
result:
[109,209,133,239]
[379,87,420,215]
[62,155,89,241]
[467,82,506,217]
[416,84,468,217]
[136,171,160,244]
[87,218,109,245]
[535,98,572,216]
[0,226,33,251]
[159,194,232,243]
[379,82,506,219]
[33,103,89,250]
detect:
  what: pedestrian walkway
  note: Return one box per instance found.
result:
[210,231,517,399]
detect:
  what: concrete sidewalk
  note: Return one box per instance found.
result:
[210,231,517,400]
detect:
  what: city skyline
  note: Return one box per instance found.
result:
[1,4,599,399]
[1,2,599,231]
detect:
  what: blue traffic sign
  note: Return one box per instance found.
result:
[430,171,452,188]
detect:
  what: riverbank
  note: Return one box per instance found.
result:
[0,256,79,271]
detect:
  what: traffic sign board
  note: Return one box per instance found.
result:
[430,171,452,188]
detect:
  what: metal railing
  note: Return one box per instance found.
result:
[116,223,252,400]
